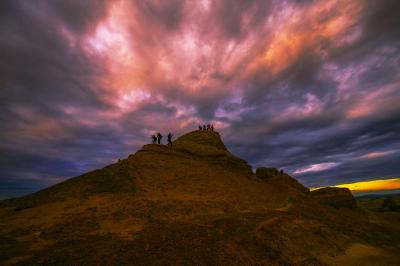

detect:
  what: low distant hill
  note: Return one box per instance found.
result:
[355,190,400,200]
[1,131,400,265]
[357,195,400,211]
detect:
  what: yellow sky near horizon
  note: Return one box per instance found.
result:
[312,177,400,193]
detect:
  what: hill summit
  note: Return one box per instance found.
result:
[1,131,400,265]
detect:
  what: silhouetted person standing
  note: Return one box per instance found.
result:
[199,125,202,131]
[157,132,162,144]
[203,125,206,131]
[207,124,211,131]
[211,124,214,131]
[151,134,157,144]
[167,133,173,146]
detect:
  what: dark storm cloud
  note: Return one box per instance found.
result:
[0,0,109,117]
[1,0,400,199]
[297,149,400,187]
[224,50,400,185]
[0,0,120,198]
[211,0,400,188]
[362,0,400,40]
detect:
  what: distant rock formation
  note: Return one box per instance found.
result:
[311,187,357,208]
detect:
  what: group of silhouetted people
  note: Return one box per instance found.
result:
[151,132,173,146]
[150,125,216,147]
[198,124,214,131]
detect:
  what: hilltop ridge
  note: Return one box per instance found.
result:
[3,130,258,207]
[1,131,400,265]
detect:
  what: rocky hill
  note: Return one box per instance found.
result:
[1,131,399,265]
[310,187,357,209]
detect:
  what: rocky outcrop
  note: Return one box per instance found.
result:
[255,167,280,179]
[171,130,253,175]
[311,187,357,208]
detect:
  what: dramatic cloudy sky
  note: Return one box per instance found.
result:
[1,0,400,199]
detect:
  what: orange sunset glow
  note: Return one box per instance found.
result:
[311,177,400,194]
[333,178,400,193]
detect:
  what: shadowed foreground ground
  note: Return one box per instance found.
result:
[1,131,399,265]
